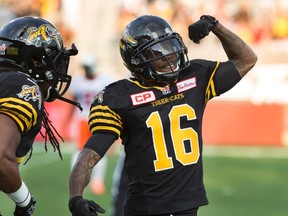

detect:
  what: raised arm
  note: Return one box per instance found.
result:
[212,22,257,77]
[188,15,257,78]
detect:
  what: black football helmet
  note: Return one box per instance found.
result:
[119,15,189,84]
[0,16,81,109]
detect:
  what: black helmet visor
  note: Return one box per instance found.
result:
[141,37,182,62]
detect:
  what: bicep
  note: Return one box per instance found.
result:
[0,114,21,193]
[0,114,21,157]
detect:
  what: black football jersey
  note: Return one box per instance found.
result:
[0,71,43,163]
[89,59,241,215]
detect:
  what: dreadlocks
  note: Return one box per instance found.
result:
[24,107,64,164]
[41,107,64,158]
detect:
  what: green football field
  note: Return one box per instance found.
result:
[0,143,287,216]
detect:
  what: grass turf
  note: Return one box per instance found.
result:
[0,144,287,216]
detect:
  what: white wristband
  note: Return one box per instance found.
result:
[7,181,31,207]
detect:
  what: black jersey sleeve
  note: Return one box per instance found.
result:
[88,81,125,137]
[213,60,241,94]
[191,59,241,103]
[84,132,118,157]
[0,72,43,135]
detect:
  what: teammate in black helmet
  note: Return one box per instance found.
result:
[0,16,80,216]
[69,15,257,216]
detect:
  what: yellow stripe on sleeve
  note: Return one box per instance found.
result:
[205,61,220,103]
[90,125,121,136]
[0,98,38,133]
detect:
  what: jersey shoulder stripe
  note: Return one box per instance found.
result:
[0,97,38,133]
[89,105,123,136]
[205,61,220,103]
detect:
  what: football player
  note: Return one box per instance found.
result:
[68,15,257,216]
[0,16,80,215]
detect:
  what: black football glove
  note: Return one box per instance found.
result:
[14,196,36,216]
[69,196,105,216]
[188,15,218,44]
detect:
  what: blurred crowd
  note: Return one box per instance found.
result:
[1,0,288,42]
[0,0,288,69]
[0,0,74,44]
[117,0,288,46]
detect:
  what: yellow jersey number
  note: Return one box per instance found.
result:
[146,104,200,172]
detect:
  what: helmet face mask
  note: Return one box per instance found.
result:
[0,16,78,101]
[120,15,189,85]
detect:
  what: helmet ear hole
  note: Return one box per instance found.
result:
[126,44,133,52]
[45,48,52,56]
[45,71,54,81]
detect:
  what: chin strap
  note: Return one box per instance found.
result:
[56,94,83,112]
[45,86,83,112]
